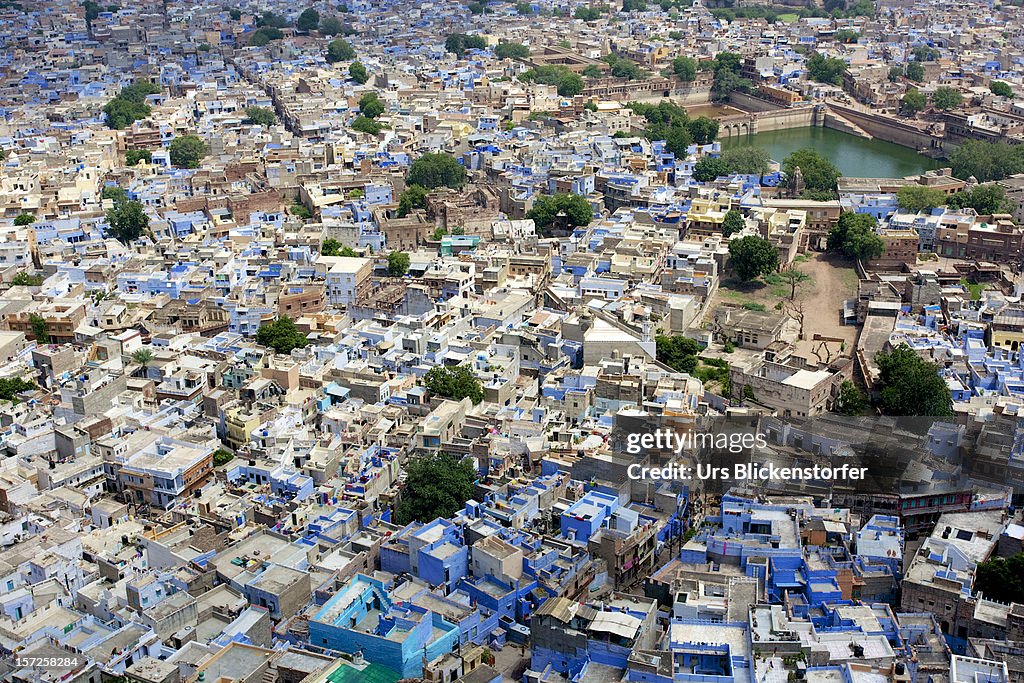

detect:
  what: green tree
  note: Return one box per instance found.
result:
[83,0,100,25]
[495,42,530,60]
[574,6,603,19]
[395,452,476,525]
[326,38,355,62]
[125,149,151,165]
[244,106,276,126]
[516,2,533,15]
[0,377,35,401]
[688,116,719,145]
[424,365,484,404]
[256,11,289,28]
[950,140,1024,182]
[692,156,731,182]
[912,45,939,62]
[101,89,143,131]
[833,380,866,415]
[131,347,154,375]
[875,344,952,416]
[168,135,207,169]
[319,16,343,35]
[719,146,771,176]
[582,64,605,79]
[29,313,49,343]
[247,27,283,46]
[101,185,127,203]
[783,148,840,197]
[722,209,745,237]
[655,334,702,373]
[11,271,43,286]
[672,56,698,81]
[728,235,779,281]
[806,52,848,86]
[359,92,384,118]
[527,193,593,234]
[351,116,382,135]
[255,317,310,354]
[296,7,320,31]
[445,34,487,57]
[212,448,234,467]
[835,29,859,43]
[228,8,241,20]
[931,86,963,111]
[408,153,467,190]
[106,200,149,244]
[103,80,160,129]
[518,65,583,97]
[905,61,925,82]
[827,211,884,261]
[322,238,342,256]
[349,61,369,84]
[398,184,428,217]
[947,183,1012,215]
[387,251,410,276]
[991,81,1014,98]
[896,185,946,212]
[291,199,312,219]
[339,246,358,257]
[602,53,648,80]
[887,65,904,83]
[710,51,752,101]
[13,213,35,226]
[974,552,1024,605]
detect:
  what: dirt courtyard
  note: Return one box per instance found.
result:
[709,252,860,360]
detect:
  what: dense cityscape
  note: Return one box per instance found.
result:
[3,1,1024,683]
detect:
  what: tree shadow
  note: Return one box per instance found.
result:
[721,277,767,292]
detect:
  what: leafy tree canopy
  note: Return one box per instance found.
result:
[255,317,310,355]
[407,153,467,190]
[445,33,487,57]
[106,199,149,244]
[396,452,476,525]
[655,334,703,374]
[833,380,866,415]
[424,365,483,404]
[168,135,207,169]
[519,65,583,97]
[931,86,963,110]
[349,61,369,84]
[398,184,428,217]
[387,251,410,276]
[296,7,319,31]
[783,148,840,198]
[949,140,1024,182]
[947,183,1013,215]
[0,377,34,401]
[728,235,779,281]
[876,344,952,416]
[896,185,946,213]
[527,193,593,234]
[722,208,745,237]
[974,553,1024,605]
[244,106,276,126]
[991,81,1014,98]
[495,42,530,60]
[806,52,848,86]
[326,38,355,63]
[827,211,884,261]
